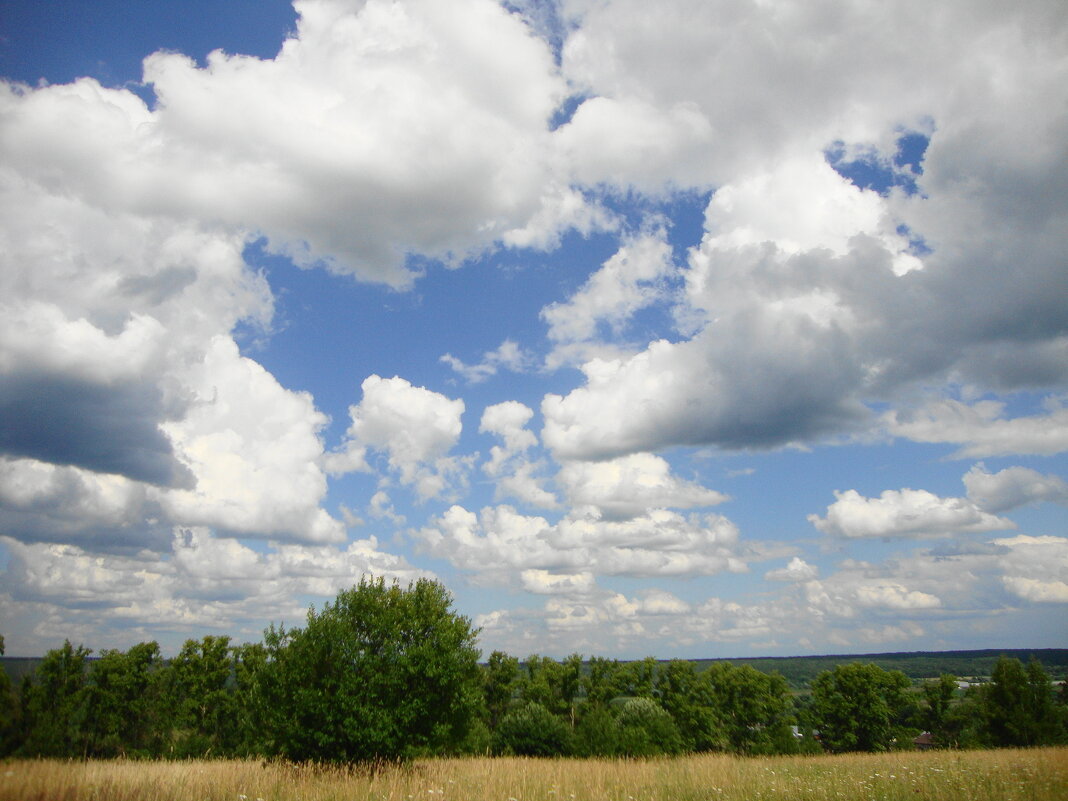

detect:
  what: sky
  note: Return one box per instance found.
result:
[1,0,1066,660]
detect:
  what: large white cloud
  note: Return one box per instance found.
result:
[540,0,1068,459]
[557,452,726,520]
[415,503,746,581]
[1,0,591,287]
[809,487,1014,540]
[331,375,467,501]
[885,399,1068,458]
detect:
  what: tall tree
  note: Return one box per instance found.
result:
[0,634,18,756]
[83,641,164,756]
[258,577,482,763]
[656,659,726,752]
[810,662,911,752]
[483,650,520,729]
[704,662,794,754]
[920,673,959,747]
[18,640,91,757]
[980,656,1064,746]
[161,635,237,756]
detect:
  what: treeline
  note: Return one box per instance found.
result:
[1,579,1065,762]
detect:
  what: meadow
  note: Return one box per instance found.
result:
[1,747,1065,801]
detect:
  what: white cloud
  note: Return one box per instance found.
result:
[764,557,818,582]
[1,0,587,287]
[542,226,675,364]
[963,463,1068,513]
[160,337,345,544]
[557,452,726,520]
[440,340,533,383]
[539,0,1068,459]
[520,569,596,596]
[885,399,1068,458]
[0,528,431,654]
[809,487,1014,540]
[1002,577,1068,603]
[332,375,466,500]
[479,401,557,508]
[992,534,1068,605]
[415,504,746,581]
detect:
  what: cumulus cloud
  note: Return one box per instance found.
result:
[331,375,467,500]
[479,402,557,508]
[0,163,344,548]
[809,488,1014,540]
[414,503,747,581]
[963,463,1068,513]
[1,0,591,287]
[542,226,675,368]
[765,557,818,583]
[885,399,1068,458]
[557,452,726,520]
[538,0,1068,459]
[992,534,1068,605]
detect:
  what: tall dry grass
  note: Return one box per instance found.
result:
[1,747,1065,801]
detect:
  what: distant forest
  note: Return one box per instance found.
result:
[5,647,1065,689]
[689,648,1068,688]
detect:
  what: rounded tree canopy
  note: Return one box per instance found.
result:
[258,577,482,763]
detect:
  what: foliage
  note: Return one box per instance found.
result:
[979,656,1065,747]
[615,697,686,756]
[810,662,912,752]
[704,662,794,754]
[0,634,17,756]
[656,659,726,752]
[256,577,482,763]
[83,641,164,757]
[162,635,238,757]
[17,640,92,757]
[482,650,521,729]
[493,701,573,756]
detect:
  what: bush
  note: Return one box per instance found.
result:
[616,697,685,757]
[493,702,573,756]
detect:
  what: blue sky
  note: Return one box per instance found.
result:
[1,0,1066,658]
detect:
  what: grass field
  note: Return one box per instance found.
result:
[1,748,1065,801]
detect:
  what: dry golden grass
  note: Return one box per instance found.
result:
[1,747,1065,801]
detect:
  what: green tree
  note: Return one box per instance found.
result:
[0,634,18,756]
[258,577,482,763]
[980,656,1064,746]
[161,635,237,757]
[810,662,911,752]
[619,656,658,698]
[83,641,164,756]
[483,650,521,729]
[920,674,959,747]
[573,704,622,757]
[615,697,685,757]
[583,656,626,708]
[519,654,582,719]
[656,659,726,752]
[704,662,794,754]
[231,641,270,756]
[18,640,91,757]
